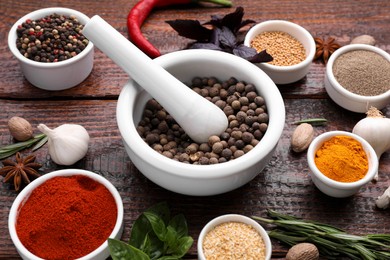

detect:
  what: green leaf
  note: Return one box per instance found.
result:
[130,214,153,249]
[168,214,189,238]
[172,236,194,257]
[145,201,171,225]
[108,238,150,260]
[0,134,47,160]
[144,211,167,241]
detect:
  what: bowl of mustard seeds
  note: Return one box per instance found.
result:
[244,20,316,84]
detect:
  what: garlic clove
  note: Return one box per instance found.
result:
[37,123,90,165]
[376,186,390,209]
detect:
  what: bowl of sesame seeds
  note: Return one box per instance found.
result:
[8,7,94,91]
[197,214,272,260]
[244,20,316,85]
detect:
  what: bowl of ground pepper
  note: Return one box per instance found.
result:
[8,7,94,91]
[116,49,285,196]
[325,44,390,113]
[8,169,124,260]
[197,214,272,260]
[307,131,378,198]
[244,20,316,84]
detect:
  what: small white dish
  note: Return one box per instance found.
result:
[8,7,94,91]
[8,169,124,260]
[244,20,316,84]
[197,214,272,260]
[324,44,390,113]
[307,131,378,198]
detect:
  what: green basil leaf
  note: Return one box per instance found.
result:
[173,236,194,257]
[130,214,153,249]
[144,211,167,241]
[157,256,180,260]
[145,232,165,260]
[108,238,150,260]
[145,201,171,225]
[168,214,188,238]
[164,226,178,252]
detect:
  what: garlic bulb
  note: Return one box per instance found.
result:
[352,107,390,181]
[376,186,390,209]
[37,123,90,165]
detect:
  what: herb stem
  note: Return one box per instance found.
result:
[0,134,47,160]
[252,210,390,260]
[293,118,328,126]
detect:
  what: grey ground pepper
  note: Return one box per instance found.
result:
[332,50,390,96]
[136,77,269,164]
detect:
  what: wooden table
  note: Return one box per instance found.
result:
[1,0,389,259]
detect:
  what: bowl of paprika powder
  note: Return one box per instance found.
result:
[307,131,378,198]
[8,169,124,260]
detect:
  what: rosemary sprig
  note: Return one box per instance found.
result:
[252,210,390,260]
[293,118,328,126]
[0,134,47,160]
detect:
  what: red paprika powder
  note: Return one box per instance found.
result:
[16,175,117,260]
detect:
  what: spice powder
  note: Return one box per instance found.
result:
[250,31,306,66]
[332,50,390,96]
[202,221,266,260]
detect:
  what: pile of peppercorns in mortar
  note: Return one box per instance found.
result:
[136,76,269,164]
[16,13,89,62]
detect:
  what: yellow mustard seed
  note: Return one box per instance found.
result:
[250,31,306,66]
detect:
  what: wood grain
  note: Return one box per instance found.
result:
[0,0,389,259]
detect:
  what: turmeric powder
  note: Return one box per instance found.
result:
[314,135,368,182]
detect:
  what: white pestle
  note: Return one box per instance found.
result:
[82,15,228,143]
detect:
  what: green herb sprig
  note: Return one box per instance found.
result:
[108,202,193,260]
[293,118,328,126]
[0,134,47,160]
[252,210,390,260]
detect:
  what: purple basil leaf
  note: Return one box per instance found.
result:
[218,27,237,48]
[166,20,212,41]
[221,7,245,32]
[190,42,222,51]
[233,45,273,63]
[210,28,221,45]
[240,19,256,29]
[232,44,257,59]
[248,49,274,63]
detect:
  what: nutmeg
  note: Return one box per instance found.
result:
[8,116,33,141]
[351,35,376,46]
[291,123,314,153]
[286,243,319,260]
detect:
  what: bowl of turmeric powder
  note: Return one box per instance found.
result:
[307,131,378,198]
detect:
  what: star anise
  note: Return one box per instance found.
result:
[0,152,42,191]
[313,37,341,64]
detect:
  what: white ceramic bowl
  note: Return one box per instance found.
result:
[244,20,316,84]
[8,169,124,260]
[197,214,272,260]
[116,49,285,196]
[8,7,94,91]
[307,131,378,198]
[324,44,390,113]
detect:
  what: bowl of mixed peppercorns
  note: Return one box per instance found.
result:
[8,7,94,91]
[116,49,285,196]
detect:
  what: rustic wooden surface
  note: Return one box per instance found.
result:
[1,0,390,259]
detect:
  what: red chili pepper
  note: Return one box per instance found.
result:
[127,0,232,58]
